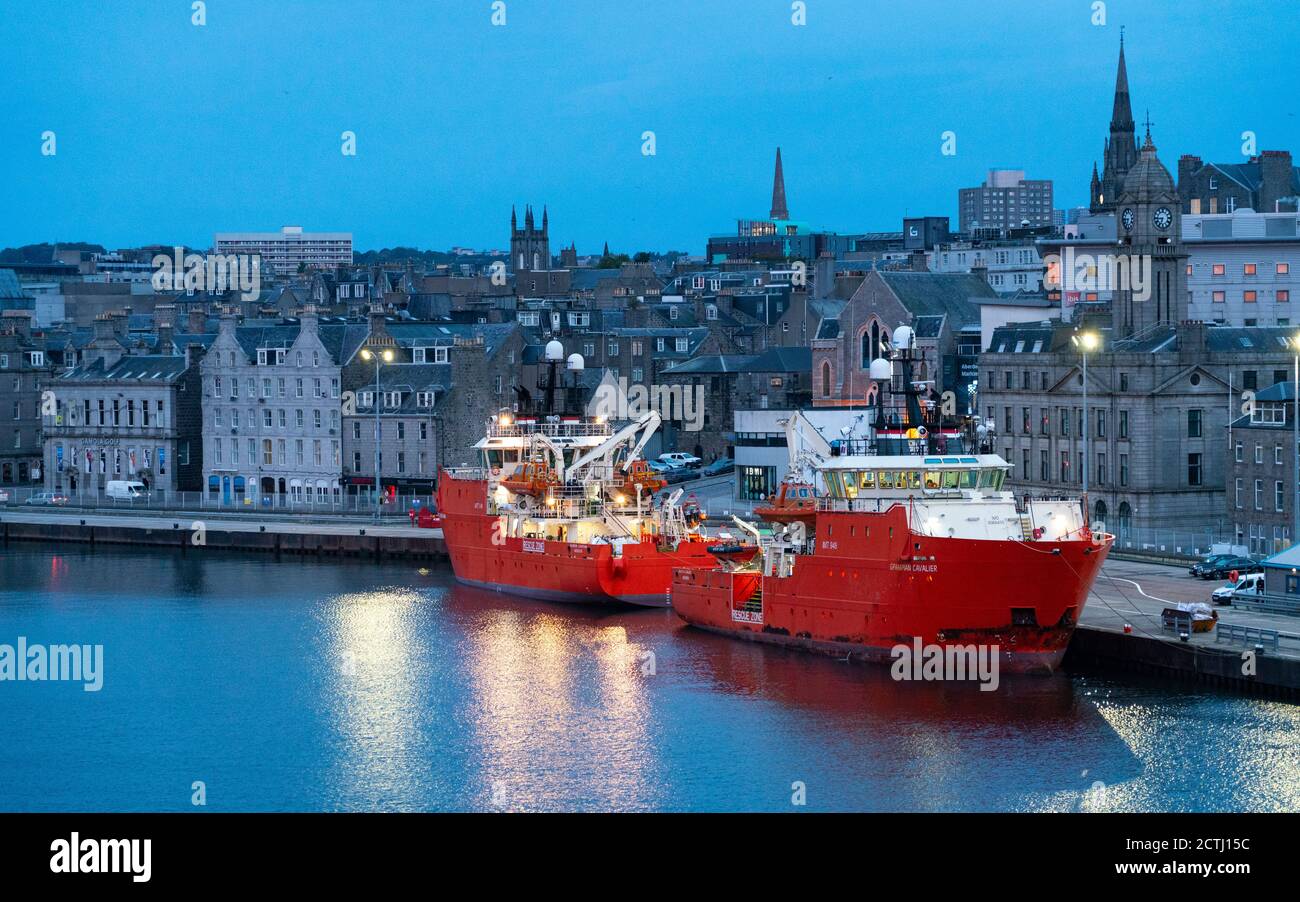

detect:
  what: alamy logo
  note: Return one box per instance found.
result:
[890,637,1000,691]
[50,833,151,883]
[151,247,261,301]
[1044,247,1151,302]
[587,377,704,432]
[0,637,103,691]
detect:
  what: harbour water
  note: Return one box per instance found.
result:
[0,545,1296,812]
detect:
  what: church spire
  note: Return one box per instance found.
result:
[769,147,789,220]
[511,205,517,232]
[1111,33,1134,132]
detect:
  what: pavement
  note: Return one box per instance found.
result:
[0,508,437,538]
[1084,557,1300,656]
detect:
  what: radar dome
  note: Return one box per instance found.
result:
[868,358,892,380]
[544,340,564,362]
[891,325,913,350]
[566,353,585,371]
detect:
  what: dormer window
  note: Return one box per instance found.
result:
[413,347,426,363]
[417,391,434,408]
[706,305,717,320]
[434,347,449,363]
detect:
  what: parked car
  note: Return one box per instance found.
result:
[657,452,702,470]
[0,489,9,503]
[1189,553,1237,579]
[24,492,69,506]
[646,460,675,474]
[1212,572,1264,606]
[700,457,735,477]
[1195,555,1261,581]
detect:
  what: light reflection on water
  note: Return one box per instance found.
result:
[0,547,1296,812]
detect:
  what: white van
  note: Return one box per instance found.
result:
[1212,571,1263,606]
[106,480,148,501]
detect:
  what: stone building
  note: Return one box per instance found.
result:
[43,316,205,496]
[0,313,53,486]
[199,311,361,505]
[658,347,812,461]
[343,364,442,497]
[1226,381,1295,555]
[811,269,994,413]
[1178,150,1300,215]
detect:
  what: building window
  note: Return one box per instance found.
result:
[1277,481,1285,512]
[1187,409,1202,438]
[1280,290,1290,303]
[1212,263,1225,276]
[1244,263,1257,276]
[1212,291,1225,303]
[1119,453,1129,487]
[1235,441,1243,462]
[1244,290,1257,303]
[1255,443,1263,464]
[1235,478,1243,509]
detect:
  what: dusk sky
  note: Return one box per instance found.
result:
[1,0,1293,254]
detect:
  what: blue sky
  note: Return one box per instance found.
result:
[0,0,1294,254]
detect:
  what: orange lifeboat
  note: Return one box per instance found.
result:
[615,459,666,499]
[501,460,559,498]
[753,480,819,526]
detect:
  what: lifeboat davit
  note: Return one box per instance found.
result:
[613,459,666,499]
[500,461,559,498]
[753,480,819,526]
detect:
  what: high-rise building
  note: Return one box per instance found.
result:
[214,226,352,276]
[957,170,1054,234]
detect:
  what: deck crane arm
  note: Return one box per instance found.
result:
[780,410,834,483]
[566,411,662,483]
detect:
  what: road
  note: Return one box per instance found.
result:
[1084,557,1299,655]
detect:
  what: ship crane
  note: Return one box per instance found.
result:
[566,410,662,484]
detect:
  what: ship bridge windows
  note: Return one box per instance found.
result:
[825,466,1006,498]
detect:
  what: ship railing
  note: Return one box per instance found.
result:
[443,467,489,480]
[816,497,898,514]
[487,421,614,440]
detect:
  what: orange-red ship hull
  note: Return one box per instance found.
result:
[672,505,1111,673]
[437,474,735,607]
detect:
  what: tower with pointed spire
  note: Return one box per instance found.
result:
[1091,33,1139,212]
[770,147,789,220]
[509,204,551,273]
[1112,120,1187,338]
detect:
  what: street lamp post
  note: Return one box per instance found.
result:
[360,347,394,521]
[1072,331,1100,499]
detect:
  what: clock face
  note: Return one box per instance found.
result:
[1153,207,1173,230]
[1121,208,1135,230]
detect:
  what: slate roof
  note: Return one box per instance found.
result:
[0,269,25,300]
[877,271,995,325]
[59,354,190,383]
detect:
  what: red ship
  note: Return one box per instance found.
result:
[672,327,1113,674]
[437,342,750,607]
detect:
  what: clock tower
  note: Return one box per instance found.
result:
[1113,122,1187,339]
